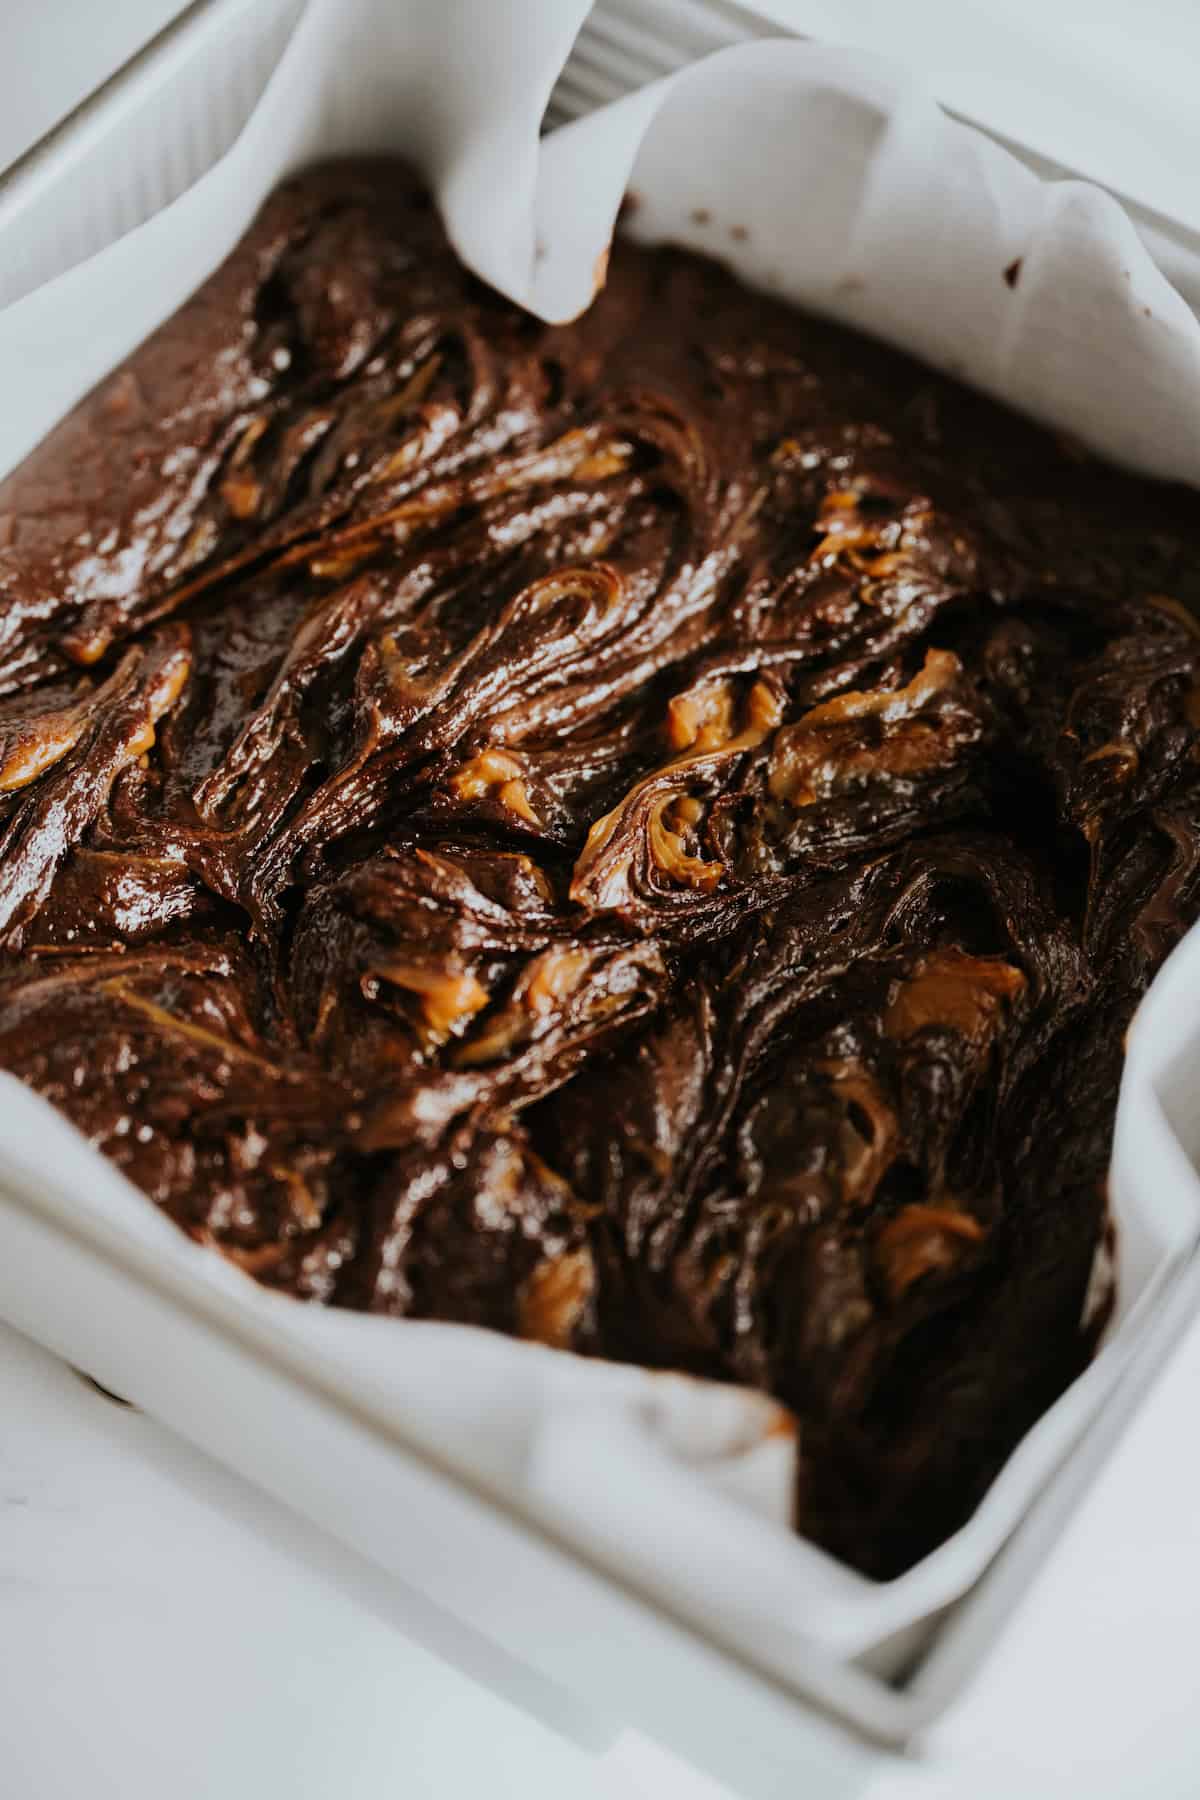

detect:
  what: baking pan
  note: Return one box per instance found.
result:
[0,0,1198,1780]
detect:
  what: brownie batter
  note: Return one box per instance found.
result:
[1,161,1198,1577]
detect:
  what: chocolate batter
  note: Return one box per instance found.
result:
[1,161,1198,1576]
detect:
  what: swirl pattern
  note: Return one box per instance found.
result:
[1,163,1198,1574]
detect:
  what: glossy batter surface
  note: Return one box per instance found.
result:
[2,162,1199,1576]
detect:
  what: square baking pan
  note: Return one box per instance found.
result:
[0,1,1198,1789]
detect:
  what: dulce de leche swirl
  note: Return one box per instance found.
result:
[0,161,1198,1576]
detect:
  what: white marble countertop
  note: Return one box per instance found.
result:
[4,1303,1200,1799]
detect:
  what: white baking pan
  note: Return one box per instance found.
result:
[0,2,1198,1789]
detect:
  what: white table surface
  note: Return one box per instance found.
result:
[0,1318,742,1800]
[4,1305,1200,1800]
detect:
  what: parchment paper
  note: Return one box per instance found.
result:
[0,0,1197,1678]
